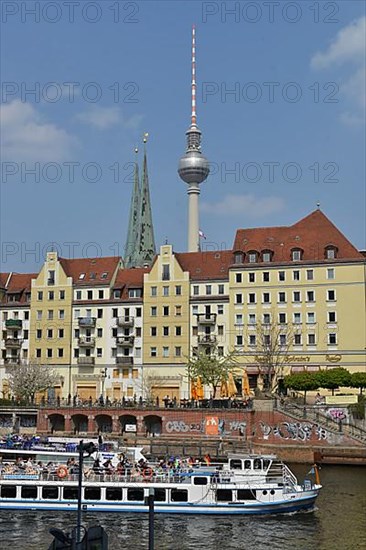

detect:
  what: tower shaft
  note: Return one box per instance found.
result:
[188,184,200,252]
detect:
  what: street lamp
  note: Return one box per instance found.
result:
[76,440,98,544]
[100,368,108,400]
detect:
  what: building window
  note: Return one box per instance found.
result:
[87,290,93,300]
[162,264,170,281]
[192,326,198,336]
[263,313,271,325]
[48,310,54,320]
[175,286,182,296]
[135,327,141,337]
[218,325,224,336]
[151,286,157,297]
[278,292,286,303]
[218,284,224,295]
[327,268,335,280]
[308,334,316,345]
[163,326,169,336]
[37,291,43,301]
[262,251,272,263]
[236,294,243,304]
[23,330,29,340]
[96,328,102,338]
[217,304,224,315]
[151,327,157,337]
[175,346,182,357]
[163,286,169,297]
[59,290,65,300]
[162,347,169,358]
[262,292,270,304]
[234,252,243,264]
[112,308,118,318]
[279,334,286,346]
[263,272,270,282]
[136,307,142,317]
[74,329,80,339]
[175,326,182,336]
[325,247,337,259]
[151,307,157,317]
[307,291,315,302]
[206,285,212,295]
[47,349,53,358]
[58,329,64,338]
[98,290,104,299]
[163,306,169,316]
[306,269,314,281]
[192,305,198,315]
[235,314,243,325]
[193,285,199,296]
[327,290,336,301]
[218,347,224,356]
[175,305,182,316]
[24,311,29,320]
[278,271,285,282]
[36,329,42,339]
[97,309,103,319]
[248,252,257,263]
[293,270,300,281]
[307,312,316,324]
[47,329,53,339]
[74,348,79,358]
[291,249,302,261]
[97,348,102,357]
[248,273,255,283]
[294,334,302,345]
[278,313,286,324]
[293,312,301,324]
[129,289,142,298]
[235,273,242,284]
[248,293,256,304]
[293,291,301,303]
[249,334,256,346]
[328,311,337,323]
[236,335,243,346]
[113,290,121,299]
[328,333,337,345]
[59,309,65,320]
[248,314,256,325]
[150,347,157,357]
[36,349,41,358]
[58,348,64,358]
[135,347,141,358]
[76,291,82,300]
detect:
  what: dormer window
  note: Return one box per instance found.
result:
[234,251,243,264]
[325,246,338,259]
[79,273,85,280]
[291,248,303,261]
[101,272,108,279]
[248,251,258,263]
[262,250,273,263]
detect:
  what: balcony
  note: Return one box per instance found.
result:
[5,338,22,348]
[77,357,95,366]
[4,358,20,366]
[5,319,22,329]
[198,335,217,345]
[116,336,135,347]
[78,337,96,347]
[78,317,96,327]
[116,316,134,327]
[116,356,133,365]
[196,314,217,325]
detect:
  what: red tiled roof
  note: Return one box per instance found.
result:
[114,267,149,298]
[0,273,10,288]
[59,256,122,285]
[6,273,37,292]
[175,250,233,280]
[233,210,363,263]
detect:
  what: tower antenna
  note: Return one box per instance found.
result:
[191,24,196,127]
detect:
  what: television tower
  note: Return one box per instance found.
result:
[178,25,210,252]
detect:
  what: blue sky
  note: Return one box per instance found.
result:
[1,1,365,272]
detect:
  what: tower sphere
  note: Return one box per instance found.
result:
[178,149,210,184]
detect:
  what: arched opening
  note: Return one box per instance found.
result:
[71,414,88,434]
[49,413,65,433]
[119,414,137,435]
[143,415,162,436]
[95,414,112,433]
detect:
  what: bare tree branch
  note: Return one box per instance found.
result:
[7,361,58,403]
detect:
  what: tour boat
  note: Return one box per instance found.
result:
[0,453,321,515]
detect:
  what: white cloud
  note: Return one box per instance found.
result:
[76,106,143,131]
[311,16,365,69]
[310,16,365,127]
[1,100,77,162]
[201,194,285,218]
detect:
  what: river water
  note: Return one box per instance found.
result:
[0,465,365,550]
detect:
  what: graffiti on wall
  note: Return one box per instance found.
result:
[255,421,331,442]
[327,408,347,421]
[165,418,247,436]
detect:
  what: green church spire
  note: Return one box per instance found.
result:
[124,147,141,268]
[135,134,156,266]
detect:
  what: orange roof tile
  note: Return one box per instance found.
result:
[0,273,10,288]
[6,273,37,292]
[114,267,149,298]
[233,210,363,263]
[175,250,233,280]
[59,256,122,285]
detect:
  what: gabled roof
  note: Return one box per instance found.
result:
[59,257,122,286]
[175,250,233,281]
[233,210,363,262]
[113,267,149,299]
[0,273,37,304]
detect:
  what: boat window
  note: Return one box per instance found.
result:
[237,489,257,501]
[194,477,208,485]
[171,489,188,502]
[127,488,144,501]
[84,487,101,501]
[42,486,59,500]
[229,459,243,470]
[270,489,275,495]
[244,460,251,470]
[63,487,78,500]
[1,485,16,499]
[217,489,233,502]
[21,486,37,499]
[154,489,166,502]
[263,459,270,470]
[262,490,268,496]
[254,459,262,470]
[106,487,123,501]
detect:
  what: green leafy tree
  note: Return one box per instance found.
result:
[284,372,320,404]
[315,367,351,396]
[349,372,366,395]
[186,350,237,398]
[7,362,58,403]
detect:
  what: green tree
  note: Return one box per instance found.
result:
[349,372,366,395]
[7,362,58,403]
[284,372,320,404]
[315,367,351,396]
[186,350,237,398]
